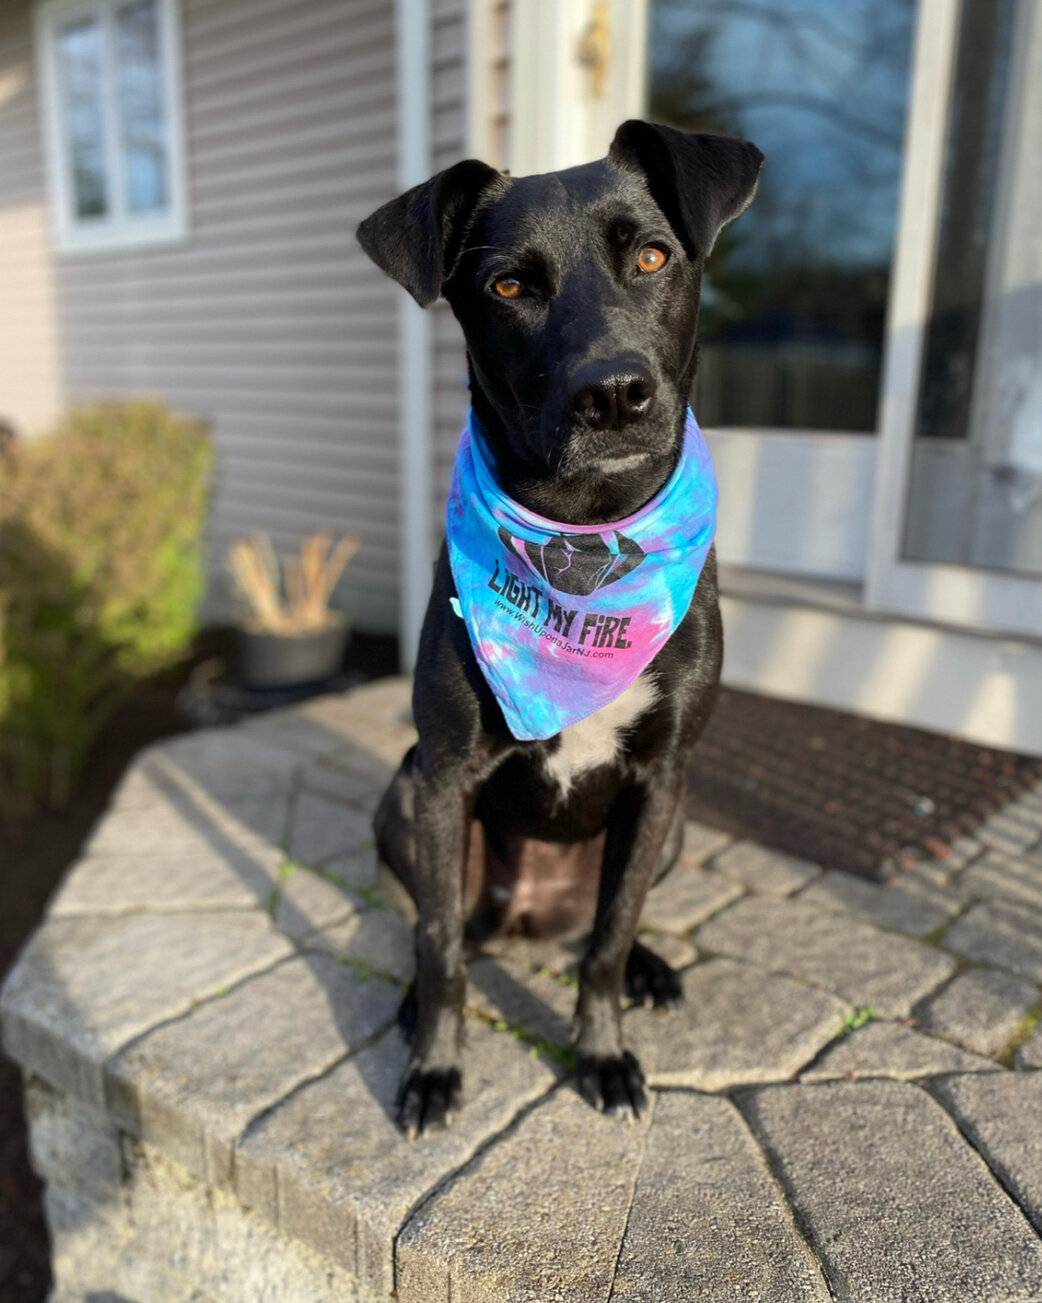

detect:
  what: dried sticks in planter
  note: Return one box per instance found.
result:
[227,531,360,634]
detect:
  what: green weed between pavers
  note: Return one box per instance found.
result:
[466,1005,576,1070]
[354,883,385,909]
[327,951,404,990]
[998,1003,1042,1067]
[837,1005,878,1036]
[919,919,952,946]
[536,964,579,990]
[277,859,300,879]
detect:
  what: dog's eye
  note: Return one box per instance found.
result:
[492,277,523,299]
[636,246,668,274]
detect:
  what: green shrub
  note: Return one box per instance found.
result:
[0,400,213,813]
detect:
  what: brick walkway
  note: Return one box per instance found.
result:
[3,677,1042,1302]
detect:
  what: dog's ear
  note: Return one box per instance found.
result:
[610,120,763,261]
[356,160,506,308]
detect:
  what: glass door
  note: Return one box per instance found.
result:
[644,0,916,580]
[868,0,1042,636]
[648,0,916,433]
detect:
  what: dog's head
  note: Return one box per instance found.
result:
[358,121,762,515]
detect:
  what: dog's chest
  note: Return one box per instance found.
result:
[541,672,659,797]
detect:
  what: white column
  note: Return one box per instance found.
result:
[395,0,434,671]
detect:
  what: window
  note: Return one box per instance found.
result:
[647,0,916,431]
[35,0,187,253]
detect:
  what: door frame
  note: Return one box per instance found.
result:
[502,0,888,585]
[865,0,1042,639]
[501,0,1042,624]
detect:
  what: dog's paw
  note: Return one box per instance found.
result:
[396,1066,462,1140]
[625,942,683,1010]
[576,1050,647,1120]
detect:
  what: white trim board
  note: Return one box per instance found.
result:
[707,429,875,582]
[866,0,1042,641]
[394,0,433,671]
[720,590,1042,756]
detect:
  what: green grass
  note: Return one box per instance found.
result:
[838,1005,878,1037]
[998,1004,1042,1067]
[466,1005,576,1070]
[354,883,385,909]
[919,918,955,947]
[536,964,578,990]
[331,951,402,988]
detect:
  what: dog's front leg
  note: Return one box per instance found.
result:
[395,754,475,1139]
[575,774,681,1118]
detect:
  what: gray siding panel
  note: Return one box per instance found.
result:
[52,0,402,629]
[0,6,64,432]
[0,0,477,636]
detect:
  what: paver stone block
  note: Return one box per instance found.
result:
[640,867,741,936]
[799,869,955,935]
[288,790,373,868]
[610,1091,830,1302]
[699,896,955,1016]
[107,953,400,1186]
[943,900,1042,982]
[300,908,416,983]
[961,849,1042,913]
[1,912,292,1110]
[918,969,1040,1056]
[237,1020,558,1296]
[626,957,845,1089]
[746,1078,1042,1303]
[801,1020,998,1082]
[396,1087,649,1303]
[933,1072,1042,1232]
[713,840,821,896]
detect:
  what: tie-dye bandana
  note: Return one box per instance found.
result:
[445,408,717,741]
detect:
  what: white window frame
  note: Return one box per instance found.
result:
[865,0,1042,639]
[35,0,188,255]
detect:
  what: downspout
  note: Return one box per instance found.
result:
[395,0,433,671]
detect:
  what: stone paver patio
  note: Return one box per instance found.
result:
[4,676,1042,1302]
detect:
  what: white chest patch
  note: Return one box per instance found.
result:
[542,672,660,798]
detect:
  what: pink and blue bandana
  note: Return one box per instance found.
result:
[445,408,717,741]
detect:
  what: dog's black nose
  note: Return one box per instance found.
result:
[570,363,657,430]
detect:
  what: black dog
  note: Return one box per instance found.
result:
[358,120,762,1137]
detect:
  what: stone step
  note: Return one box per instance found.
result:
[3,676,1042,1301]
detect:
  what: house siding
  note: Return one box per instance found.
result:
[0,2,63,434]
[0,0,479,635]
[28,0,404,630]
